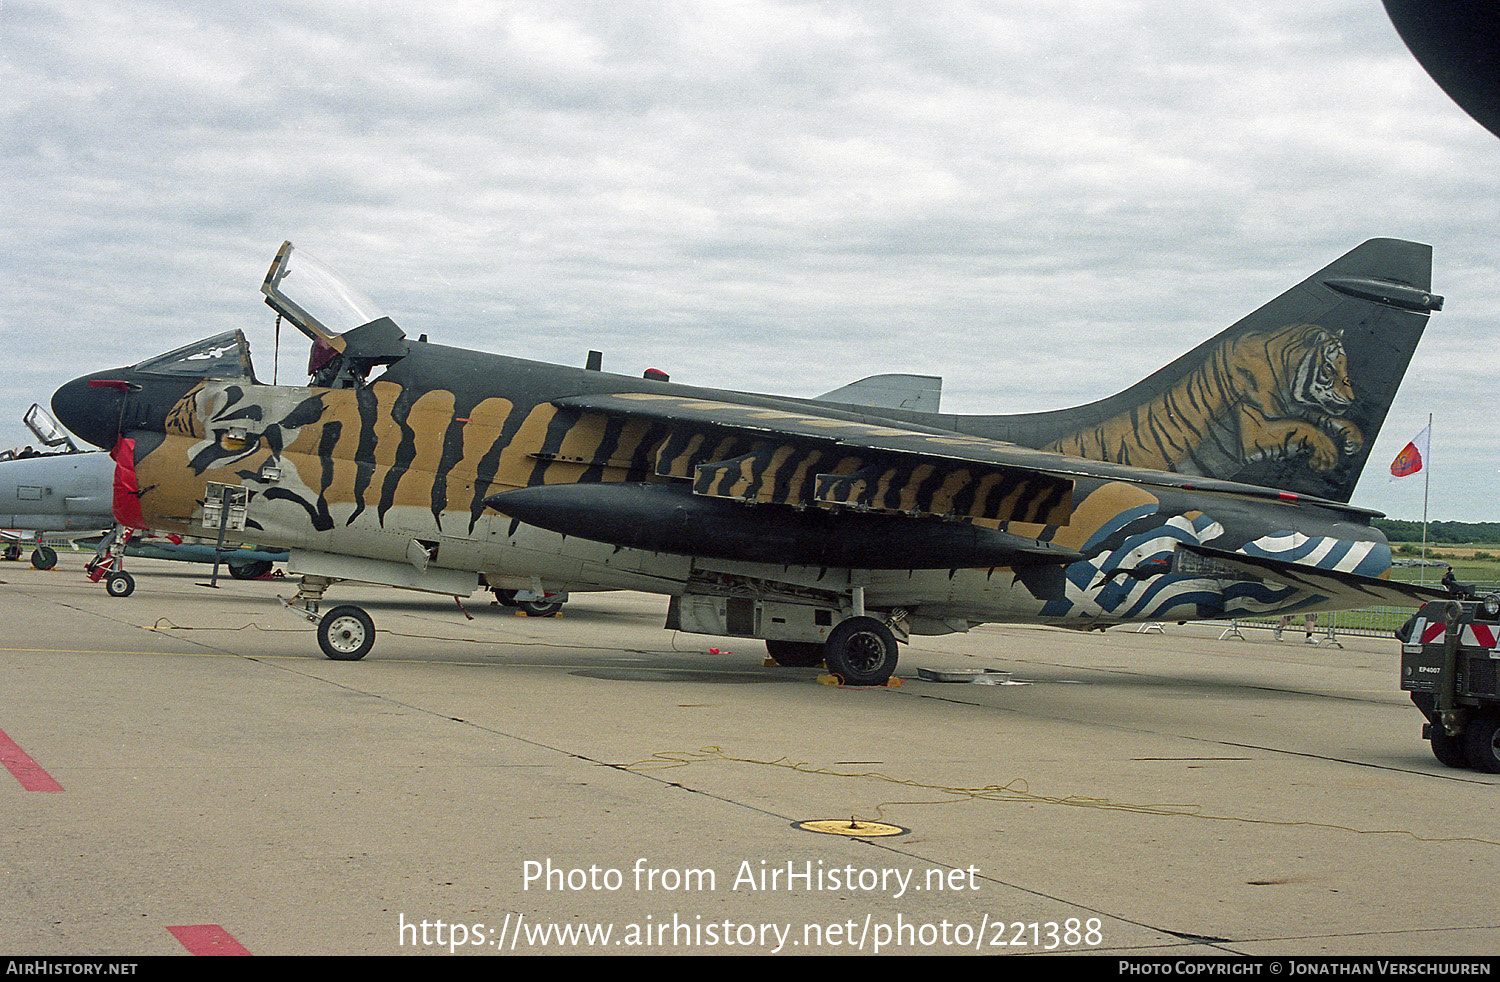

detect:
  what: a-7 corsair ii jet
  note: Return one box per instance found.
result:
[51,239,1446,683]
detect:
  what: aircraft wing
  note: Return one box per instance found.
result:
[546,392,1369,527]
[1176,543,1452,610]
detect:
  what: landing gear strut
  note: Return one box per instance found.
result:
[85,525,134,595]
[283,576,378,662]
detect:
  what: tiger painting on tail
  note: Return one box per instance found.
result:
[1043,323,1360,479]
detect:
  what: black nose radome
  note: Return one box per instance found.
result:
[51,373,131,451]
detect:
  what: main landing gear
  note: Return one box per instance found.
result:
[228,559,274,580]
[826,616,900,686]
[489,586,567,617]
[3,542,58,568]
[674,586,905,687]
[764,614,902,687]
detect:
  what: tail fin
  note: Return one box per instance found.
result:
[966,239,1441,503]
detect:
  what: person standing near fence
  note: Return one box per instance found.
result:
[1275,613,1317,643]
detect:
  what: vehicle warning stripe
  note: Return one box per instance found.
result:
[0,728,63,792]
[1414,620,1499,648]
[167,924,251,955]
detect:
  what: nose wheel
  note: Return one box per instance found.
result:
[105,571,136,598]
[317,604,376,661]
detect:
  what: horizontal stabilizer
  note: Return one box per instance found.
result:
[1177,543,1450,609]
[815,374,942,413]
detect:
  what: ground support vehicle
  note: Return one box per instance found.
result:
[1401,597,1500,772]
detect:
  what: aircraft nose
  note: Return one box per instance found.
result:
[51,373,129,450]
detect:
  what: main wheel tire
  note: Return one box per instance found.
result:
[518,600,563,617]
[3,544,20,561]
[765,639,825,668]
[31,546,57,570]
[318,605,376,661]
[105,571,135,598]
[228,560,273,580]
[1463,711,1500,773]
[822,616,898,686]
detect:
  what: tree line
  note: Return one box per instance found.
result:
[1373,519,1500,544]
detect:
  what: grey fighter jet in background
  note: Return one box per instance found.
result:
[0,405,285,585]
[0,405,113,568]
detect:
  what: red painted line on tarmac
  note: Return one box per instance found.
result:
[0,728,63,792]
[167,924,251,955]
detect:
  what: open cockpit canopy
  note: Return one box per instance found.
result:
[260,242,408,386]
[262,241,389,346]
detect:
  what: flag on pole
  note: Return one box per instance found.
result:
[1389,424,1430,480]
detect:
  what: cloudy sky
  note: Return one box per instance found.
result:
[4,0,1496,520]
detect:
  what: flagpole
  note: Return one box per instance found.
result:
[1422,412,1431,575]
[1389,420,1433,581]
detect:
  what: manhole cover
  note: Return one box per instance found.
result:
[794,819,909,837]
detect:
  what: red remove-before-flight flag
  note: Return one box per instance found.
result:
[1389,424,1431,480]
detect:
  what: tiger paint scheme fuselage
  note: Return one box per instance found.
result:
[51,237,1446,674]
[132,364,1390,627]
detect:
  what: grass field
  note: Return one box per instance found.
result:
[1389,543,1500,589]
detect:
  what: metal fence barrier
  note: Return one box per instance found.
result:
[1213,615,1348,647]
